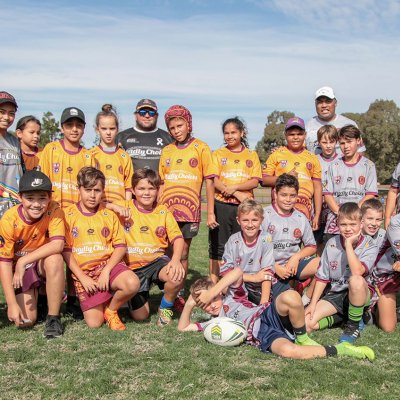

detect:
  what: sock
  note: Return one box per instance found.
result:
[318,314,343,330]
[348,302,364,323]
[324,345,338,357]
[160,296,174,310]
[293,324,307,337]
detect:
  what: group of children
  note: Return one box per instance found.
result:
[0,90,399,362]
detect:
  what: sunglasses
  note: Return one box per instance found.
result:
[137,109,157,117]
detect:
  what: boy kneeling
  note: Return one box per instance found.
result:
[0,170,65,338]
[63,167,139,330]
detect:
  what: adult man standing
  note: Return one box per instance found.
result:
[305,86,365,154]
[117,99,172,171]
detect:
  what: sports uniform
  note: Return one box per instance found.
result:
[117,127,172,171]
[389,163,400,213]
[38,140,94,208]
[324,156,378,234]
[22,148,42,171]
[262,146,321,220]
[91,145,133,202]
[63,203,128,311]
[210,146,262,259]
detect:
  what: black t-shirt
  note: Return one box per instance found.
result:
[116,127,173,171]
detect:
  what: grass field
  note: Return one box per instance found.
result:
[1,216,400,400]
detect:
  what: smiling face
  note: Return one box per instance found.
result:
[285,128,306,152]
[133,178,158,210]
[61,118,85,146]
[362,208,383,236]
[167,117,190,143]
[135,108,158,131]
[17,121,41,150]
[316,96,337,121]
[97,115,118,147]
[237,210,263,243]
[275,185,298,214]
[0,103,17,133]
[78,180,104,213]
[19,191,51,221]
[338,216,362,239]
[223,122,243,151]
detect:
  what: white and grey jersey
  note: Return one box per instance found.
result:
[387,213,400,257]
[324,156,378,234]
[369,228,387,253]
[390,163,400,212]
[318,154,338,223]
[261,205,316,265]
[220,231,275,295]
[316,234,378,293]
[369,241,397,281]
[305,114,365,155]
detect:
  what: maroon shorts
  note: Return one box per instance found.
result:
[375,273,400,297]
[73,262,130,312]
[15,262,41,295]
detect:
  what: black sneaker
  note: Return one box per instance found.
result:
[65,302,84,321]
[43,316,63,339]
[339,323,360,344]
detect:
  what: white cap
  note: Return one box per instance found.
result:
[315,86,335,100]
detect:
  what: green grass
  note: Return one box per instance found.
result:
[1,216,400,400]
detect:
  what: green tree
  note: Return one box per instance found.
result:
[255,110,295,163]
[40,111,61,147]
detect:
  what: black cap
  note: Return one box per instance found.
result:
[19,170,52,193]
[136,99,157,111]
[0,91,18,109]
[60,107,85,124]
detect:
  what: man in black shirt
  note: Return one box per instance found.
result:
[117,99,172,171]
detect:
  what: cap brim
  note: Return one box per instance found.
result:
[285,123,305,130]
[61,117,86,124]
[136,105,157,111]
[0,99,18,107]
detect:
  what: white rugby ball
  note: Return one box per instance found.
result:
[203,317,246,347]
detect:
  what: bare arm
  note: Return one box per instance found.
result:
[345,232,365,276]
[261,175,277,188]
[164,237,185,282]
[312,180,322,229]
[324,194,339,215]
[260,280,272,304]
[205,178,218,229]
[177,295,199,332]
[358,194,376,208]
[385,188,398,229]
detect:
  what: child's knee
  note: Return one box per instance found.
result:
[348,275,366,292]
[85,318,104,329]
[125,275,140,295]
[379,319,396,333]
[130,308,149,322]
[280,290,302,308]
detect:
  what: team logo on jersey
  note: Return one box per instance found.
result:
[283,227,289,233]
[234,159,240,164]
[85,154,90,159]
[155,226,166,238]
[235,257,241,265]
[294,162,300,167]
[280,160,288,168]
[306,162,312,170]
[330,261,338,270]
[166,158,171,167]
[106,164,112,170]
[393,240,400,249]
[140,226,149,232]
[223,305,230,314]
[160,210,165,215]
[248,258,253,265]
[157,138,164,146]
[87,229,95,235]
[268,224,275,234]
[246,160,253,168]
[293,228,302,239]
[189,158,198,168]
[221,158,227,166]
[194,143,199,148]
[347,177,352,182]
[177,159,183,164]
[101,227,110,238]
[0,235,4,248]
[118,166,123,174]
[72,227,79,238]
[52,163,60,173]
[335,176,341,184]
[359,176,365,185]
[127,138,138,143]
[124,222,132,232]
[67,167,73,173]
[16,239,24,246]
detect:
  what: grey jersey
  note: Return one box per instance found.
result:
[261,205,316,264]
[324,156,378,234]
[220,231,275,295]
[305,114,365,155]
[316,234,378,293]
[318,153,338,223]
[0,133,24,218]
[387,213,400,257]
[390,163,400,212]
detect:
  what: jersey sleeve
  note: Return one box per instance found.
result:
[37,144,51,176]
[391,163,400,189]
[386,215,400,256]
[220,238,235,276]
[358,238,378,275]
[260,235,275,274]
[250,152,262,181]
[0,213,16,261]
[63,213,73,251]
[324,163,334,195]
[123,151,134,192]
[201,143,218,179]
[302,218,317,248]
[262,152,277,177]
[212,150,222,177]
[311,155,322,180]
[315,244,331,283]
[48,205,66,241]
[365,161,378,195]
[158,148,166,182]
[165,209,183,243]
[111,212,126,248]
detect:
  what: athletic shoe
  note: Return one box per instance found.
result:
[339,323,360,344]
[43,316,63,339]
[104,308,126,331]
[174,295,186,314]
[295,335,320,346]
[157,308,173,327]
[335,342,375,362]
[65,302,84,321]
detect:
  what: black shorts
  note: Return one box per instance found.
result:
[322,290,371,316]
[313,223,326,245]
[209,200,240,260]
[128,257,169,310]
[178,221,200,239]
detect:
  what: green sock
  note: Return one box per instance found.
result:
[348,302,364,323]
[318,314,343,330]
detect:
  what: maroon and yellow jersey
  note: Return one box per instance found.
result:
[91,145,133,202]
[38,141,94,208]
[119,200,182,270]
[213,146,262,204]
[0,201,65,263]
[263,146,321,219]
[63,203,126,272]
[159,137,217,222]
[22,148,42,171]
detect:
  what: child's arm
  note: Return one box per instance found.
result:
[262,175,277,187]
[223,178,259,197]
[286,246,316,276]
[305,280,328,321]
[164,237,185,282]
[385,188,398,229]
[13,240,64,289]
[324,194,340,215]
[312,179,322,230]
[344,231,366,276]
[125,190,133,201]
[196,267,243,308]
[357,194,376,208]
[105,201,131,220]
[0,261,25,326]
[214,177,228,197]
[97,246,127,291]
[177,295,200,332]
[205,178,218,229]
[260,280,272,304]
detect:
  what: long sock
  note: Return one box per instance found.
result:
[318,314,343,330]
[348,302,364,323]
[293,325,310,344]
[160,296,174,310]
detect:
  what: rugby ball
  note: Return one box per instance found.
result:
[203,317,246,347]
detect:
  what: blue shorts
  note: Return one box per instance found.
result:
[257,301,295,353]
[272,257,314,299]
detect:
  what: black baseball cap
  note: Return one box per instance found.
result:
[60,107,86,124]
[136,99,158,111]
[0,91,18,109]
[19,170,52,193]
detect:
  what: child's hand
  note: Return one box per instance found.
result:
[305,302,316,321]
[207,213,219,230]
[286,256,300,276]
[7,303,25,326]
[165,260,185,282]
[80,275,98,294]
[275,263,291,280]
[223,184,238,197]
[312,215,320,231]
[12,260,26,289]
[194,289,213,309]
[97,269,110,291]
[393,261,400,272]
[344,230,361,247]
[234,191,251,203]
[108,203,131,220]
[252,268,274,283]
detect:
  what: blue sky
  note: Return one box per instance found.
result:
[3,0,400,148]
